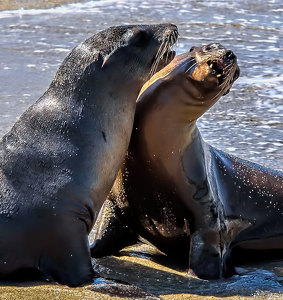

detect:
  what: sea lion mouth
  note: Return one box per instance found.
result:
[206,59,225,85]
[205,49,239,89]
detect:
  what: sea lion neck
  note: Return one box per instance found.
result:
[133,89,197,167]
[137,73,203,125]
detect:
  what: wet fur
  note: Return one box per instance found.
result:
[0,24,178,286]
[91,44,283,279]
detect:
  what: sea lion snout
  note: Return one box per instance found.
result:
[201,44,237,63]
[185,44,239,92]
[151,23,178,41]
[224,50,237,62]
[197,43,237,65]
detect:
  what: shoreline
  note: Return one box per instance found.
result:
[0,0,84,11]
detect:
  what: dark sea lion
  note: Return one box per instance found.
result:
[91,43,283,280]
[0,24,178,286]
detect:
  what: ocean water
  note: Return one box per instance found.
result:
[0,0,282,171]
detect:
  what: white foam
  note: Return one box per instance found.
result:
[0,0,125,19]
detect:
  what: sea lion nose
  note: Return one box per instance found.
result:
[225,50,237,61]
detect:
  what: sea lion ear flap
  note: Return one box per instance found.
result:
[96,53,104,65]
[84,52,105,73]
[98,52,109,68]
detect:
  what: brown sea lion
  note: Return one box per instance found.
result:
[91,43,282,279]
[0,24,178,286]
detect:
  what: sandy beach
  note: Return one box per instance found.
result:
[0,0,83,11]
[0,244,282,299]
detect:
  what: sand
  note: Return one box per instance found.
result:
[0,0,83,11]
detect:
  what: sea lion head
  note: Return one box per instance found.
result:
[138,43,239,121]
[51,24,178,95]
[89,24,178,77]
[187,43,240,99]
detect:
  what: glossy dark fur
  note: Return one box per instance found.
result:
[91,44,283,279]
[0,24,178,286]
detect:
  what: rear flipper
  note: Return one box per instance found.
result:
[229,220,283,265]
[90,199,138,258]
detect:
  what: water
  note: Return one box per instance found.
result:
[0,0,282,171]
[0,0,282,297]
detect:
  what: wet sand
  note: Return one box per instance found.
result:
[0,244,282,300]
[0,0,83,11]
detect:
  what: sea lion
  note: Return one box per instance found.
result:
[0,24,178,286]
[91,43,283,280]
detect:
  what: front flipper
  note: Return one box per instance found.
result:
[90,199,138,258]
[189,230,223,279]
[189,229,236,279]
[189,215,255,279]
[39,220,94,287]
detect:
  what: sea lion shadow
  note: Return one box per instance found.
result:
[0,269,49,287]
[93,252,283,297]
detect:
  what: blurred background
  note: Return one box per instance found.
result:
[0,0,282,171]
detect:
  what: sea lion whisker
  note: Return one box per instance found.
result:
[216,62,236,87]
[160,42,169,59]
[149,39,170,78]
[172,30,177,45]
[163,38,172,55]
[223,62,233,73]
[209,72,233,101]
[169,29,178,48]
[173,31,179,51]
[208,86,226,103]
[149,56,161,78]
[149,40,166,77]
[185,61,198,74]
[156,39,167,58]
[216,71,234,97]
[218,75,231,89]
[169,34,173,48]
[223,62,233,69]
[165,36,174,63]
[222,65,236,83]
[147,42,169,82]
[174,30,179,43]
[153,30,178,71]
[148,33,177,80]
[165,49,170,64]
[171,58,189,73]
